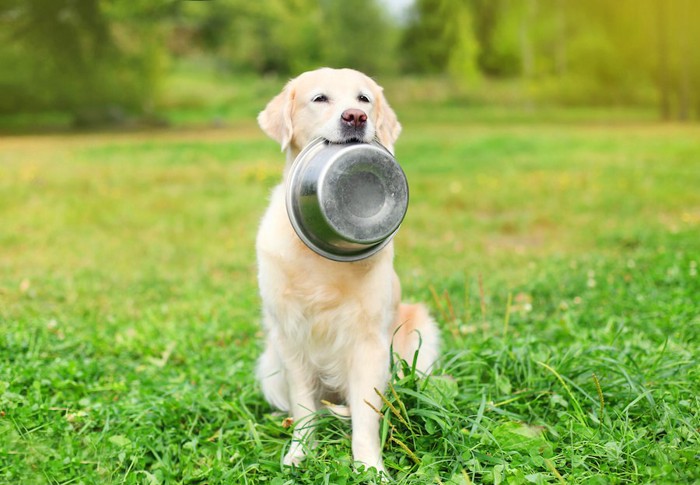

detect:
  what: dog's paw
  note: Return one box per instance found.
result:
[282,440,307,467]
[354,458,390,481]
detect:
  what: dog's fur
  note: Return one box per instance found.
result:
[255,67,440,474]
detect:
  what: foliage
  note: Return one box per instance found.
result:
[2,0,700,122]
[402,0,480,81]
[173,0,398,76]
[404,0,700,118]
[0,0,166,123]
[470,0,521,78]
[317,0,400,76]
[1,81,699,482]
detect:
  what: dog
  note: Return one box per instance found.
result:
[255,67,440,475]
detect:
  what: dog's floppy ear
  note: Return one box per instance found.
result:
[258,83,295,151]
[375,90,401,152]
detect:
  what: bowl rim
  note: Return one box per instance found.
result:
[285,137,404,262]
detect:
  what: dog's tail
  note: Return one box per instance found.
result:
[390,303,440,374]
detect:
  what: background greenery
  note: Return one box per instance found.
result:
[1,1,699,484]
[1,0,700,126]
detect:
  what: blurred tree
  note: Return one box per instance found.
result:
[442,0,480,81]
[401,0,448,73]
[401,0,480,81]
[2,0,698,122]
[318,0,399,75]
[224,0,324,74]
[179,0,396,76]
[569,0,700,119]
[654,0,699,120]
[470,0,521,77]
[519,0,536,79]
[0,0,166,124]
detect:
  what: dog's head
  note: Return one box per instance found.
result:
[258,68,401,156]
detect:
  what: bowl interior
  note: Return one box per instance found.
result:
[319,146,408,244]
[286,139,408,261]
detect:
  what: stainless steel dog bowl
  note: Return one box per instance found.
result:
[286,138,409,262]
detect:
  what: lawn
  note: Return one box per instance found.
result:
[1,81,699,483]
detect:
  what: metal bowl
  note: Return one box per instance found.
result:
[286,138,409,262]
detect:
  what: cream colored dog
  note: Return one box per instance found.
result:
[255,67,440,475]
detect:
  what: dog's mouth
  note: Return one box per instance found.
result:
[324,135,369,145]
[342,137,364,144]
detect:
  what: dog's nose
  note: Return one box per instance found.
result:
[341,109,368,128]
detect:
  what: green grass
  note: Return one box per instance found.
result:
[1,80,699,484]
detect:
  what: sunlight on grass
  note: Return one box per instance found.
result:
[1,102,699,483]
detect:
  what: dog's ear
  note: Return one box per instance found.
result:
[375,90,401,152]
[258,83,295,151]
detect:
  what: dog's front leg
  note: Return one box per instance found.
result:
[283,357,317,466]
[348,336,390,475]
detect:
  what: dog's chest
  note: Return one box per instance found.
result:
[258,184,395,340]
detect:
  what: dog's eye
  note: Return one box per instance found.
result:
[358,94,371,103]
[312,94,329,103]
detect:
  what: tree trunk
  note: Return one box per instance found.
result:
[677,0,692,121]
[519,0,537,78]
[656,0,672,120]
[555,0,567,76]
[519,0,537,110]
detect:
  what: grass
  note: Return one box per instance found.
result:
[1,74,699,484]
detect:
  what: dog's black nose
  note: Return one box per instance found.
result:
[341,109,367,128]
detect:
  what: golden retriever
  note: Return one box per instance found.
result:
[255,67,440,475]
